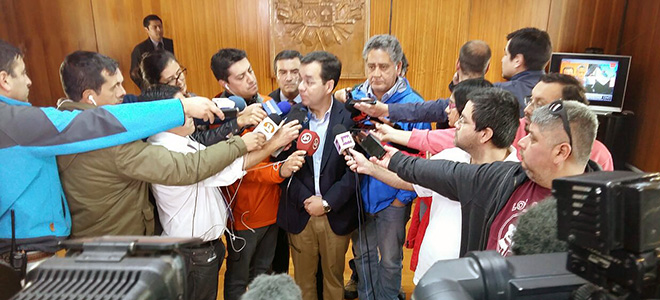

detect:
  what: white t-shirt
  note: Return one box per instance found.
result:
[412,146,519,284]
[147,132,246,242]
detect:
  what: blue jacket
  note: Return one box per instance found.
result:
[494,70,545,117]
[0,95,185,252]
[352,78,431,214]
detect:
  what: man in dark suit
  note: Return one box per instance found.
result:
[268,50,303,105]
[130,14,174,89]
[277,51,358,300]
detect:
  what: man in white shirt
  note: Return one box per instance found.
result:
[346,87,521,283]
[141,85,305,300]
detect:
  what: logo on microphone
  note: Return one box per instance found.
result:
[263,122,276,134]
[341,135,352,145]
[312,138,320,150]
[300,132,312,144]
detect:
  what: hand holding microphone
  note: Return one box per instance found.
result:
[270,119,302,149]
[241,131,267,152]
[280,150,306,178]
[345,148,376,175]
[181,96,225,124]
[253,113,282,141]
[237,103,267,127]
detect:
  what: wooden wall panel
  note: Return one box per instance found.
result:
[547,0,626,54]
[467,0,553,85]
[0,0,98,108]
[618,0,660,171]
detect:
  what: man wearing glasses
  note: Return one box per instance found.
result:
[372,73,614,171]
[369,98,601,257]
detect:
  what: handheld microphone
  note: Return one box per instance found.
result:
[344,92,370,123]
[254,113,282,141]
[353,131,387,159]
[296,129,320,156]
[285,106,309,126]
[333,124,355,155]
[262,99,283,116]
[228,95,247,111]
[277,101,292,116]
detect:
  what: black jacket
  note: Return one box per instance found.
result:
[277,100,359,236]
[268,88,282,103]
[130,37,174,87]
[388,152,601,256]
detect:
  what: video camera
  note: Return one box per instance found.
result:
[554,171,660,299]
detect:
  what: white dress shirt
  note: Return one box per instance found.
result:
[147,132,246,242]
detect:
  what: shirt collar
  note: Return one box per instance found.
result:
[510,70,545,81]
[149,37,162,48]
[309,98,333,122]
[280,90,302,104]
[365,77,406,103]
[0,95,31,106]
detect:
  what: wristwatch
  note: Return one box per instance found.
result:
[322,200,332,213]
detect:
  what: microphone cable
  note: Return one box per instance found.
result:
[353,170,376,300]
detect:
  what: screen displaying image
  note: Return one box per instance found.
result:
[559,59,619,102]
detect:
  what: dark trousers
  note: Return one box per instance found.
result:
[224,224,278,300]
[179,239,225,300]
[271,226,290,273]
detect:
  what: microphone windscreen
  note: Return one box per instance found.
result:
[285,107,308,125]
[228,95,247,111]
[511,196,567,255]
[332,124,348,137]
[240,274,302,300]
[269,113,283,125]
[277,101,292,116]
[296,129,320,156]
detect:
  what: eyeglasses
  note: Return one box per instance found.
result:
[548,100,573,150]
[448,100,456,110]
[164,67,187,85]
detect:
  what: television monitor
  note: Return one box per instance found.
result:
[549,52,631,114]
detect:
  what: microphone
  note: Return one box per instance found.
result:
[240,273,302,300]
[262,99,283,116]
[353,130,387,159]
[254,113,282,141]
[344,92,370,123]
[228,95,247,111]
[296,129,320,156]
[285,106,309,126]
[511,196,567,256]
[333,124,355,155]
[277,101,292,116]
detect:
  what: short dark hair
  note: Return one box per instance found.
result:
[300,51,341,90]
[210,48,247,81]
[138,84,181,102]
[506,27,552,71]
[0,39,23,76]
[458,40,491,75]
[540,73,587,104]
[468,88,520,148]
[453,78,493,115]
[143,14,162,28]
[60,51,119,102]
[273,50,302,72]
[140,49,177,88]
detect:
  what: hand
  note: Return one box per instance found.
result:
[181,96,224,123]
[354,101,389,118]
[369,144,399,169]
[280,150,306,178]
[271,120,301,149]
[303,196,325,217]
[237,103,267,127]
[345,148,375,175]
[371,122,396,143]
[242,132,266,152]
[334,87,351,103]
